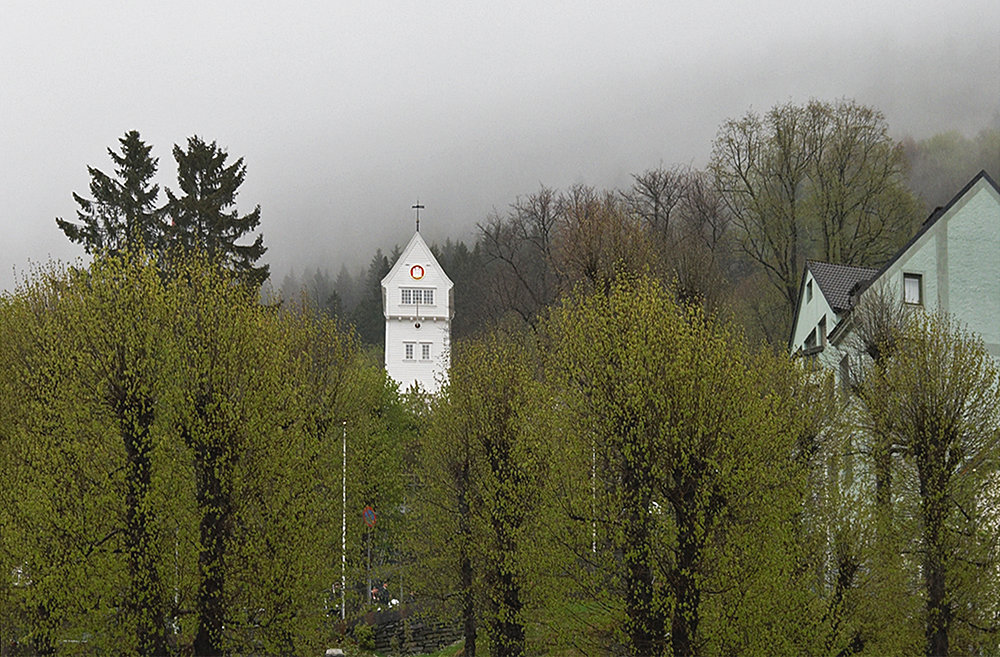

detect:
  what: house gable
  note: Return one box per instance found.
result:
[856,171,1000,358]
[792,170,1000,364]
[789,261,877,356]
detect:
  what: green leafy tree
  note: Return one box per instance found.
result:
[411,329,547,657]
[858,312,1000,656]
[0,258,190,654]
[543,275,816,656]
[0,253,392,656]
[56,130,167,256]
[165,136,268,288]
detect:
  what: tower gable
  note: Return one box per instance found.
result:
[381,231,454,321]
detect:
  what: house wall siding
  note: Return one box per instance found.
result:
[879,182,1000,359]
[383,317,451,392]
[948,186,1000,354]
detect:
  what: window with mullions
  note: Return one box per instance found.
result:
[404,342,415,360]
[421,343,431,360]
[401,288,434,305]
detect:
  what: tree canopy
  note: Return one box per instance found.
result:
[0,253,401,656]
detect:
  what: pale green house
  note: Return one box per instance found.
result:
[789,170,1000,370]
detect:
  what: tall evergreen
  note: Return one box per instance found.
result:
[165,136,268,287]
[351,248,394,346]
[56,130,166,256]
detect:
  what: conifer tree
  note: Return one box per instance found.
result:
[165,136,268,287]
[56,130,166,256]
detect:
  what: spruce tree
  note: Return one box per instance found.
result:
[165,136,269,287]
[56,130,166,256]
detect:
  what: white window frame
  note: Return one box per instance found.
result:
[404,342,415,360]
[420,343,431,360]
[903,273,922,305]
[401,288,434,305]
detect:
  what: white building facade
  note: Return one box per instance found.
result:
[381,230,453,393]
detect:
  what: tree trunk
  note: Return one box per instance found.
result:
[461,551,477,657]
[671,472,704,657]
[487,465,525,656]
[621,451,665,657]
[921,478,951,657]
[458,461,477,657]
[192,442,232,657]
[114,383,167,657]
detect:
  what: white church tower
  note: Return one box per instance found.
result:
[381,210,453,394]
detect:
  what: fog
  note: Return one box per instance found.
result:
[2,1,997,292]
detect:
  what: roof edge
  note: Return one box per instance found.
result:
[854,169,998,299]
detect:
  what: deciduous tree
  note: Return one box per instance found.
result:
[544,275,814,656]
[411,329,546,657]
[858,312,1000,656]
[711,99,920,337]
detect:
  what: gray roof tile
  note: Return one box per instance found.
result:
[807,261,878,313]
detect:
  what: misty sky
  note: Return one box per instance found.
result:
[2,1,998,293]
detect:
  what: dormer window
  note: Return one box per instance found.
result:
[903,273,922,305]
[401,288,434,305]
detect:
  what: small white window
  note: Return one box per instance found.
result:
[806,280,813,303]
[424,289,434,304]
[421,343,431,360]
[404,342,415,360]
[818,316,827,347]
[401,289,413,305]
[903,273,922,305]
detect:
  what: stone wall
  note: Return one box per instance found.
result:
[357,607,462,656]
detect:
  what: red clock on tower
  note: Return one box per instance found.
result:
[409,265,424,280]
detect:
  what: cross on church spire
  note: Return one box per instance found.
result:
[412,201,425,232]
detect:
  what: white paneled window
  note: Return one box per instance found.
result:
[404,342,415,360]
[421,343,431,360]
[903,273,922,305]
[401,288,434,305]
